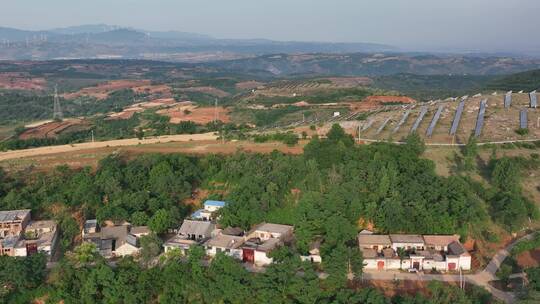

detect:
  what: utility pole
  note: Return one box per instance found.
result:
[91,130,95,143]
[53,85,63,120]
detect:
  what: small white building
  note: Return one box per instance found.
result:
[204,233,245,260]
[21,220,59,257]
[163,235,198,254]
[300,239,322,263]
[191,200,227,221]
[241,223,294,266]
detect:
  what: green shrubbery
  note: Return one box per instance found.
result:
[253,132,299,146]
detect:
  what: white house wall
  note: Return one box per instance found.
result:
[457,256,471,270]
[391,242,425,251]
[14,247,26,257]
[115,243,139,257]
[254,250,273,266]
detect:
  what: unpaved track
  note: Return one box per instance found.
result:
[0,133,218,162]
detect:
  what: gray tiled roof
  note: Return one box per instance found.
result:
[130,226,150,235]
[252,223,293,235]
[179,220,215,236]
[389,234,424,243]
[101,225,128,243]
[423,235,460,247]
[448,241,466,256]
[204,234,244,249]
[0,209,30,222]
[358,234,392,245]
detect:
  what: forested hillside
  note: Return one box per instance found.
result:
[0,125,537,302]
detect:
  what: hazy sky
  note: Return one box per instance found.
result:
[2,0,540,52]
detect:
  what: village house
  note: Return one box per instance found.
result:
[191,200,227,221]
[300,239,322,263]
[241,223,294,266]
[163,220,215,254]
[177,220,215,241]
[17,220,58,257]
[0,210,58,259]
[0,209,31,239]
[358,232,471,272]
[204,233,245,259]
[82,220,150,258]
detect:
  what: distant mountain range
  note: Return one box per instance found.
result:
[0,24,397,62]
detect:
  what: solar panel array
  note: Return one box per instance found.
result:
[474,99,487,137]
[392,109,411,133]
[376,117,392,135]
[449,99,466,135]
[520,109,528,129]
[410,106,428,134]
[504,91,512,108]
[426,105,445,137]
[531,91,538,108]
[361,119,374,131]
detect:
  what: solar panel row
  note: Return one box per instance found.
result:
[361,119,374,132]
[426,105,445,137]
[376,117,392,135]
[450,100,465,135]
[474,99,487,137]
[392,109,411,134]
[410,106,428,134]
[530,91,538,108]
[504,91,512,108]
[520,109,528,129]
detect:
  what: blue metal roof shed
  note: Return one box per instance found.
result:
[204,200,227,208]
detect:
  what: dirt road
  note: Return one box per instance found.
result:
[0,133,218,162]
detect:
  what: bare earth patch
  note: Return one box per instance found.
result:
[159,105,231,124]
[0,72,46,90]
[516,249,540,268]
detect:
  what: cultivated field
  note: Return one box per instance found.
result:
[63,80,172,100]
[19,119,90,139]
[158,105,231,124]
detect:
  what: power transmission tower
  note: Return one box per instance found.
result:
[53,85,63,120]
[214,99,219,122]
